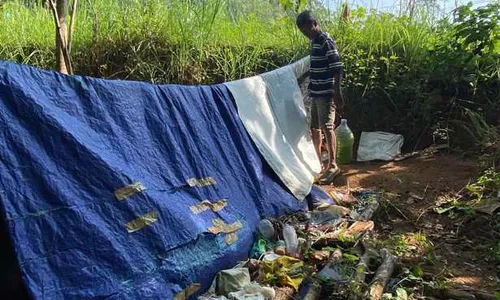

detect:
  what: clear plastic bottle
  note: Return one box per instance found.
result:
[283,224,298,256]
[257,219,275,240]
[335,119,354,165]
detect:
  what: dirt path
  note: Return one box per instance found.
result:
[324,154,499,294]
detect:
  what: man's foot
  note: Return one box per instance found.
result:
[318,166,340,185]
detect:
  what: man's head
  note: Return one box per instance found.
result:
[296,10,320,40]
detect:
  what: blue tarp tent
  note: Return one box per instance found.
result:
[0,61,320,299]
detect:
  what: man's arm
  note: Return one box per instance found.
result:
[325,38,344,108]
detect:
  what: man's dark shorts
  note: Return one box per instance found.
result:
[310,97,336,130]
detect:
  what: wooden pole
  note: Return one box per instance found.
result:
[49,0,73,74]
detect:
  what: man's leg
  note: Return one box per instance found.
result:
[318,98,339,184]
[324,126,338,170]
[310,99,323,167]
[324,98,338,170]
[311,128,323,164]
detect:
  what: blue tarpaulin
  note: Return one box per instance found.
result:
[0,61,312,299]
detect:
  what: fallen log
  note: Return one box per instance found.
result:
[369,249,398,300]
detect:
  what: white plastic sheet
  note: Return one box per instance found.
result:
[357,132,404,162]
[225,57,321,200]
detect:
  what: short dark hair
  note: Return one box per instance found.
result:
[296,10,316,27]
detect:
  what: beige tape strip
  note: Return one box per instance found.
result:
[208,218,242,234]
[125,211,158,233]
[115,182,146,201]
[225,232,238,245]
[186,177,216,187]
[174,283,201,300]
[190,199,227,214]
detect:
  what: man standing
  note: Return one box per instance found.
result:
[296,10,344,184]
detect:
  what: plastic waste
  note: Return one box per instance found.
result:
[228,291,265,300]
[283,224,298,256]
[306,186,336,209]
[309,205,351,224]
[262,253,281,261]
[316,249,347,282]
[335,119,354,165]
[228,282,276,300]
[215,268,251,297]
[259,256,304,291]
[257,219,275,240]
[274,240,286,255]
[250,238,268,259]
[297,237,307,256]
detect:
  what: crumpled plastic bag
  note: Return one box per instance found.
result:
[259,256,304,291]
[215,268,251,296]
[228,291,265,300]
[309,205,351,224]
[228,283,275,300]
[357,132,404,162]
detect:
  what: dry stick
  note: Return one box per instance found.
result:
[48,0,73,74]
[67,0,78,54]
[369,249,398,300]
[386,200,409,221]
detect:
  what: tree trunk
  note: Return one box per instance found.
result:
[55,0,68,74]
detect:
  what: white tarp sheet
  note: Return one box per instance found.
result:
[224,57,321,200]
[357,131,404,162]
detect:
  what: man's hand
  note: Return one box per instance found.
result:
[333,72,344,110]
[334,91,344,110]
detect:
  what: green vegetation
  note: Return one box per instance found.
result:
[0,0,499,150]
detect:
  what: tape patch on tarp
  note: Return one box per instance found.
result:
[125,211,158,233]
[187,177,216,187]
[190,199,227,214]
[115,182,146,201]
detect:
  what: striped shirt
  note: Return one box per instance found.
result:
[309,31,342,98]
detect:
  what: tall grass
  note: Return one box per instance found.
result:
[0,0,304,83]
[0,0,498,150]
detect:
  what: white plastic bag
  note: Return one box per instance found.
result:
[357,132,404,162]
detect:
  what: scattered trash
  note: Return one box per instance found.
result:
[274,240,286,256]
[215,268,251,297]
[257,219,275,240]
[199,190,408,300]
[307,186,336,209]
[228,282,275,300]
[316,249,346,282]
[250,238,268,259]
[357,132,404,162]
[283,224,298,256]
[259,256,305,291]
[309,205,351,224]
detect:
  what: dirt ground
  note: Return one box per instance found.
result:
[324,153,500,295]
